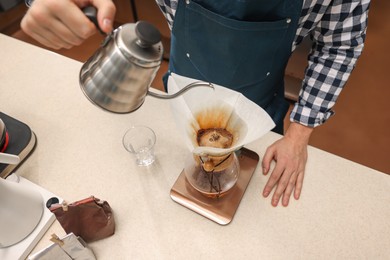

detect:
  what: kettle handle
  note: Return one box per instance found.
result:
[147,81,214,99]
[82,6,106,35]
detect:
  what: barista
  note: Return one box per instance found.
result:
[20,0,370,207]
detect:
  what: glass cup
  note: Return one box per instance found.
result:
[122,125,156,166]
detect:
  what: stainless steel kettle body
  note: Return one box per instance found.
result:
[80,22,163,113]
[79,17,214,114]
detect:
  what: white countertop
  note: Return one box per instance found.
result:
[1,33,389,260]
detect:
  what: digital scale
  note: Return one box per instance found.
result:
[0,112,37,179]
[170,148,259,225]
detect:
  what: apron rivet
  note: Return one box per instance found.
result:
[286,18,291,24]
[186,0,190,4]
[186,53,190,58]
[266,72,271,76]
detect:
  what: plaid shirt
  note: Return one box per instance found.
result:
[155,0,370,127]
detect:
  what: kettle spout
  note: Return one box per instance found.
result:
[147,81,214,99]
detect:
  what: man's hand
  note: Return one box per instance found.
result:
[21,0,116,49]
[262,122,313,207]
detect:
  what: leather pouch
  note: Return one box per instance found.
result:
[49,196,115,242]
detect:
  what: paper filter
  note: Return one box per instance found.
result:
[167,73,275,157]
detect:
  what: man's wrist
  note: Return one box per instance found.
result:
[285,122,313,144]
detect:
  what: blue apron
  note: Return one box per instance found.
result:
[163,0,303,134]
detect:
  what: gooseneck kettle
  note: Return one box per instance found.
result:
[79,7,213,113]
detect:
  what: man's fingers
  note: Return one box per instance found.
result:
[21,0,96,48]
[262,145,275,175]
[294,168,305,200]
[262,161,284,198]
[27,30,63,49]
[21,15,72,49]
[92,0,116,33]
[281,171,298,206]
[270,168,294,207]
[45,17,86,46]
[57,3,97,39]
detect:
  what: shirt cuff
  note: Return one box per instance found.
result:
[290,102,334,128]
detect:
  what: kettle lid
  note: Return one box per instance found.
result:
[115,21,163,68]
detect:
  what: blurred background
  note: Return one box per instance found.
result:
[1,0,389,174]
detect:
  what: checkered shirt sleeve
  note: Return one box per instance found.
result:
[291,0,370,127]
[155,0,177,30]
